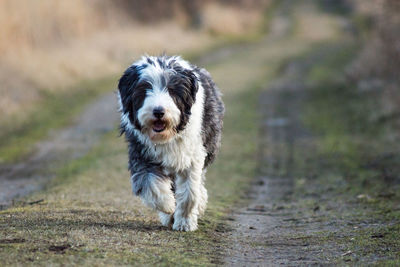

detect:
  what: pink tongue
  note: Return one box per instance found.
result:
[153,121,165,131]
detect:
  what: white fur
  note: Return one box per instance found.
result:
[173,213,198,231]
[144,83,207,231]
[134,83,206,172]
[159,212,173,227]
[137,89,181,132]
[173,169,202,231]
[198,182,208,216]
[132,173,175,214]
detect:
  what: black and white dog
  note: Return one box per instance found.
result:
[117,55,224,231]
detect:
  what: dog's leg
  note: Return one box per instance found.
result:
[131,172,175,214]
[197,170,208,216]
[172,167,202,231]
[198,182,208,216]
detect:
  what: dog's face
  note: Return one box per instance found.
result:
[118,56,198,144]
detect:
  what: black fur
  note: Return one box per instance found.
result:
[118,65,148,131]
[167,66,199,132]
[197,68,225,167]
[125,130,169,196]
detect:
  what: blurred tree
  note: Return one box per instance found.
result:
[350,0,400,135]
[319,0,353,14]
[180,0,203,29]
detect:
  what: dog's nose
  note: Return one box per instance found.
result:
[153,107,165,119]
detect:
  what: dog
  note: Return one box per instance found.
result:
[117,55,224,231]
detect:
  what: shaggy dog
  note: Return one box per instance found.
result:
[117,55,224,231]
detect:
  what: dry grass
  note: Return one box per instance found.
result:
[0,0,273,164]
[202,2,264,35]
[0,0,270,119]
[295,1,342,42]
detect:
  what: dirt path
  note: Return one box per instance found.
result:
[222,2,330,264]
[224,2,400,265]
[224,50,336,265]
[222,0,381,264]
[0,92,119,208]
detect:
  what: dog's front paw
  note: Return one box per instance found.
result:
[198,185,208,216]
[154,191,175,214]
[136,174,176,214]
[172,214,198,231]
[159,212,174,228]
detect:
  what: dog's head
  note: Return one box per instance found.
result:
[118,55,198,144]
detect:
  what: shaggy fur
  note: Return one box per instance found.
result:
[117,55,224,231]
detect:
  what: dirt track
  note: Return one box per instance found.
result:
[225,48,337,266]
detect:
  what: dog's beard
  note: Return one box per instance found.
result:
[141,117,177,144]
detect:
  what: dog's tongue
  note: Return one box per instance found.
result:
[153,120,166,131]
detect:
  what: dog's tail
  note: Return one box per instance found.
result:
[131,172,175,214]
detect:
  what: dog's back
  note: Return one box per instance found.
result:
[197,68,224,168]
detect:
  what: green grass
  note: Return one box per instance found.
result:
[287,40,400,265]
[303,42,400,191]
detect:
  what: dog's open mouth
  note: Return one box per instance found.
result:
[152,120,166,133]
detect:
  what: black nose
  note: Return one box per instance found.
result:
[153,107,165,119]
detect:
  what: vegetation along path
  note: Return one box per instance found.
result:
[225,1,400,266]
[1,0,399,265]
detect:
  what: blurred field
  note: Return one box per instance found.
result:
[350,0,400,134]
[0,0,269,118]
[0,0,270,163]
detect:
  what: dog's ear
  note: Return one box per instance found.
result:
[168,68,199,132]
[118,65,140,115]
[179,69,199,104]
[188,70,199,102]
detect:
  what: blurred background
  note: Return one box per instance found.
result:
[1,0,400,264]
[0,0,399,129]
[0,0,269,117]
